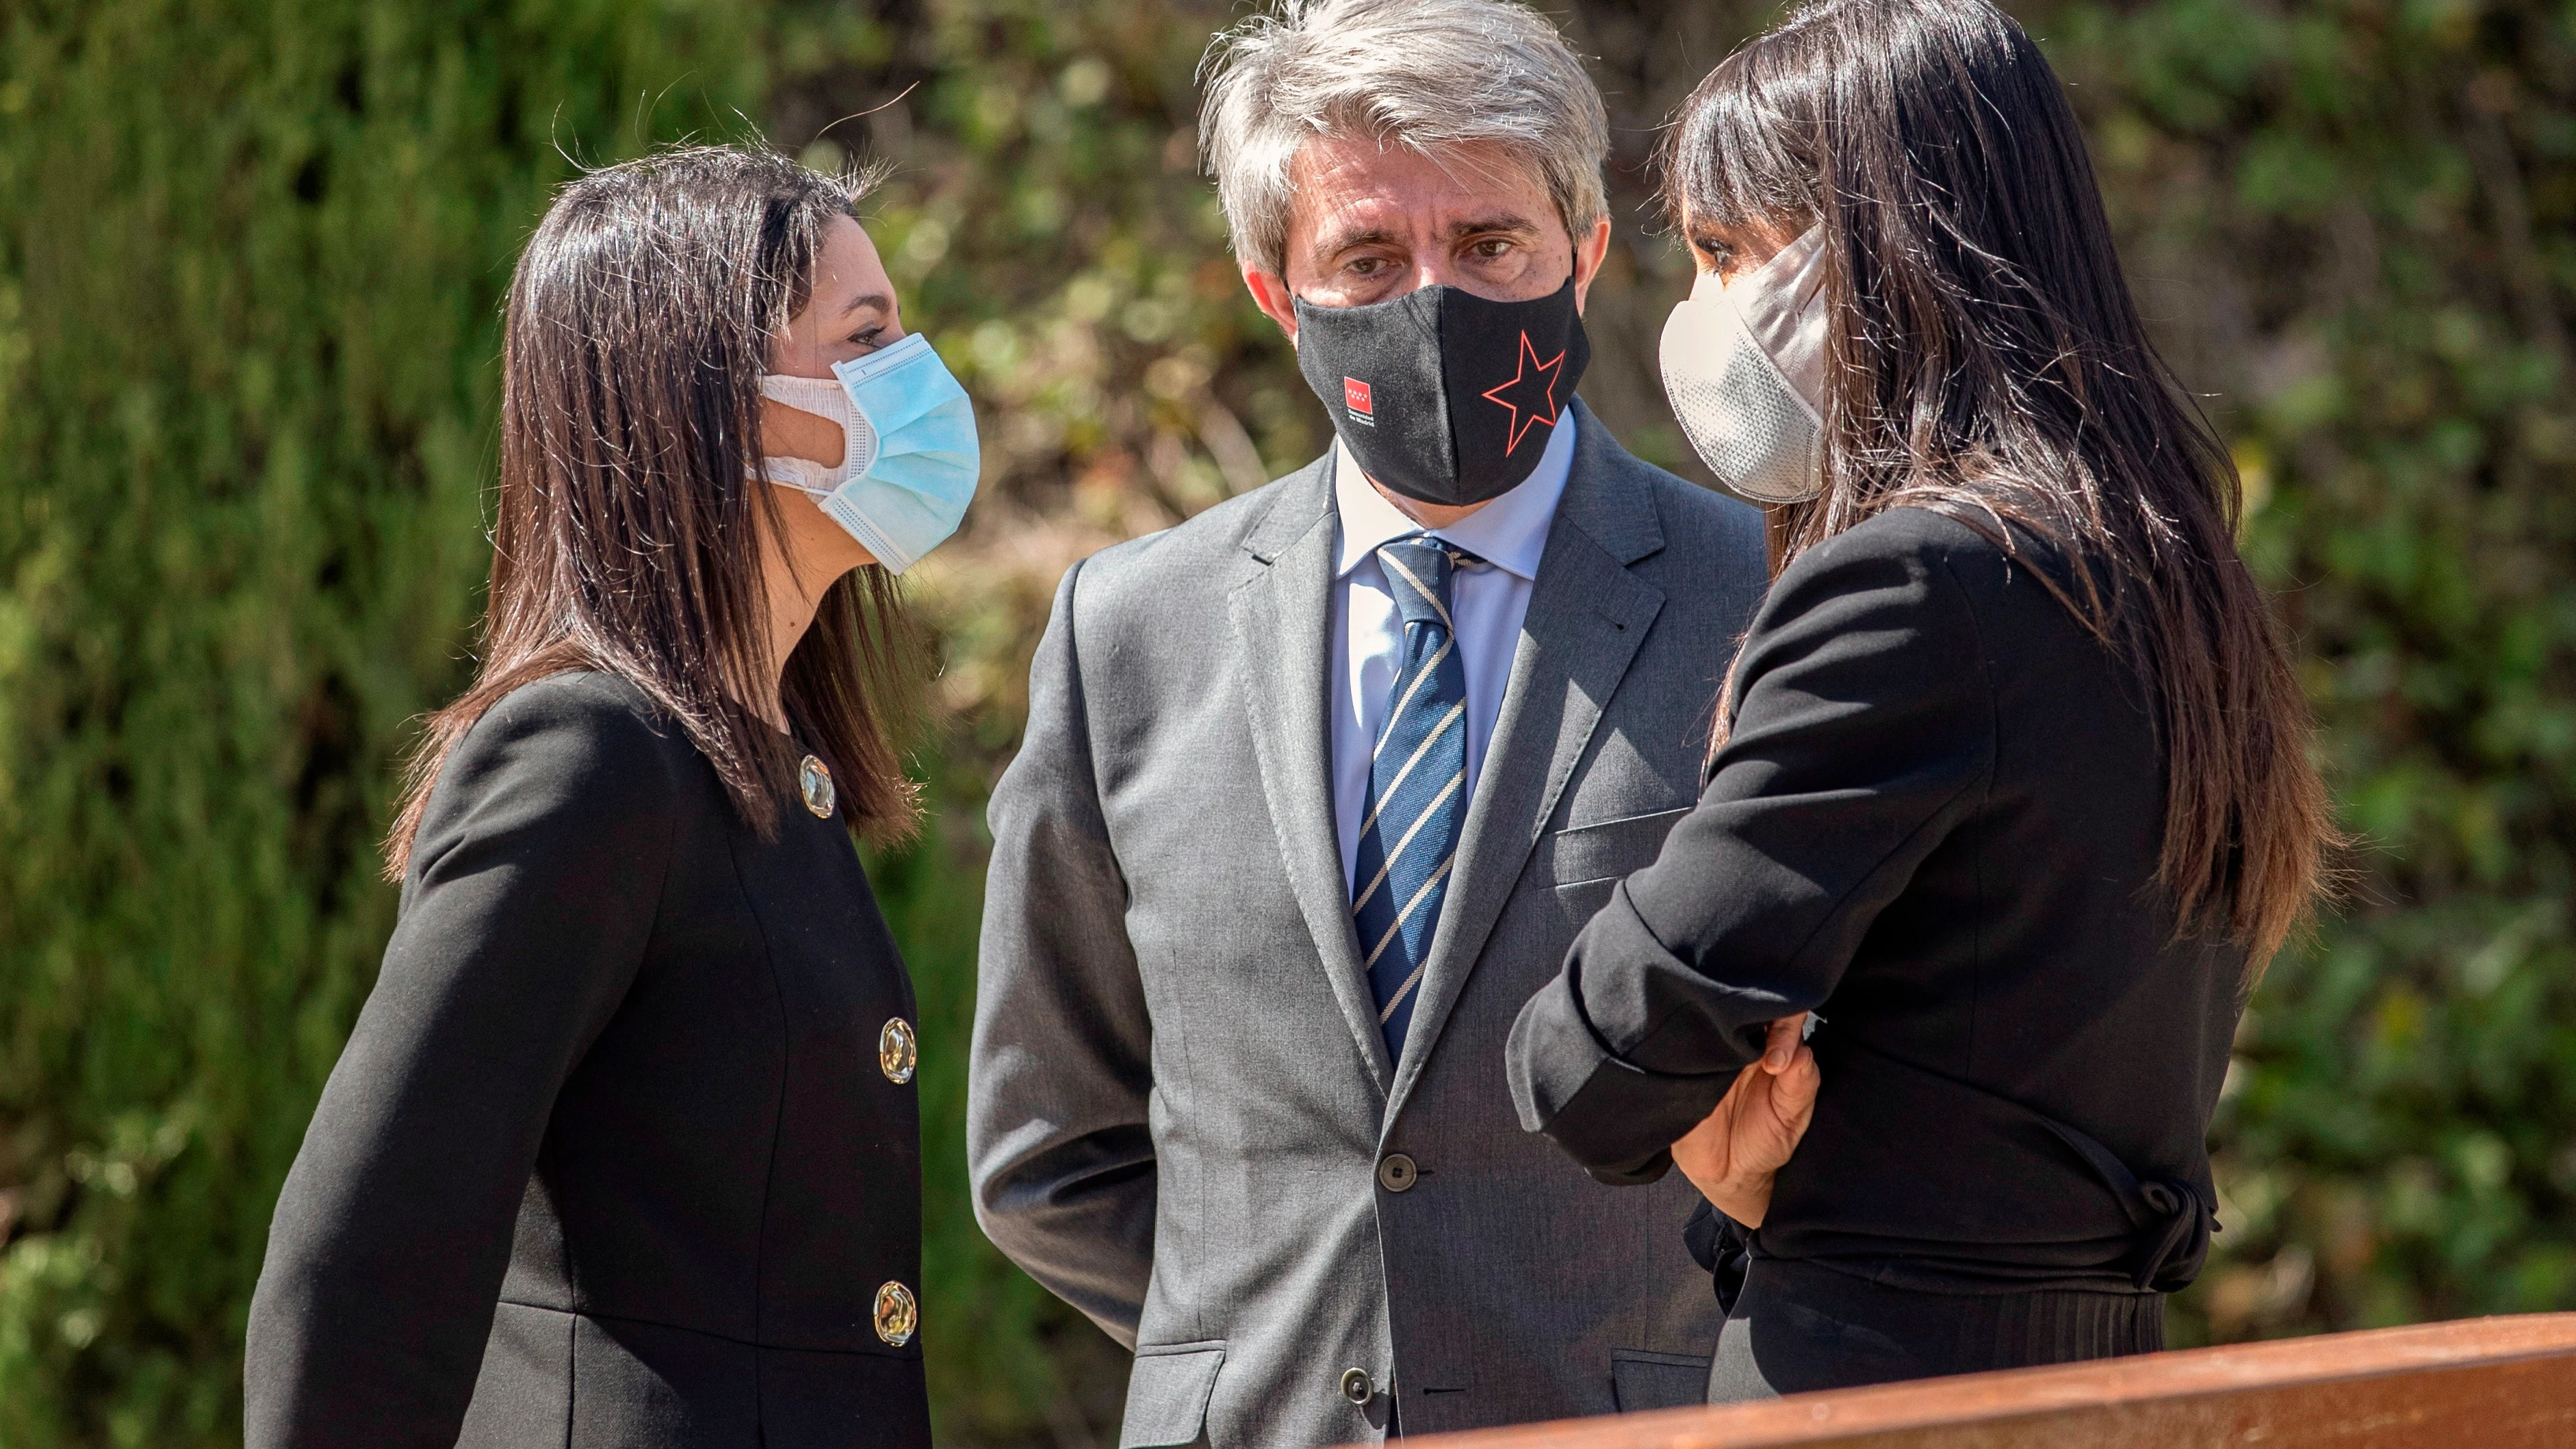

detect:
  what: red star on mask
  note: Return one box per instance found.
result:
[1480,331,1568,456]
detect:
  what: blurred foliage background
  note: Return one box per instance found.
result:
[0,0,2569,1444]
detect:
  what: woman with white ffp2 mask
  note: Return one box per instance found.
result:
[1508,0,2334,1407]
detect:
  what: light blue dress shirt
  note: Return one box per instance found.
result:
[1330,407,1577,889]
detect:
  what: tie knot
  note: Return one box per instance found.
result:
[1377,537,1480,630]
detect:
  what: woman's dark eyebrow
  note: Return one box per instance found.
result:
[839,292,892,318]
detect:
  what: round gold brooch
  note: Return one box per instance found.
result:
[797,754,835,819]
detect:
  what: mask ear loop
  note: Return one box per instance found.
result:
[756,461,836,498]
[755,374,872,496]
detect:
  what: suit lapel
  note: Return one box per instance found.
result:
[1228,452,1395,1093]
[1386,404,1668,1111]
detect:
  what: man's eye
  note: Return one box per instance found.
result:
[1472,238,1512,260]
[1349,257,1385,277]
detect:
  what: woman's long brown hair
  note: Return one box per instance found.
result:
[385,146,920,876]
[1666,0,2334,973]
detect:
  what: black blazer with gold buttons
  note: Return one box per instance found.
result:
[245,671,927,1449]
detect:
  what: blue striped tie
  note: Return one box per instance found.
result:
[1352,537,1479,1060]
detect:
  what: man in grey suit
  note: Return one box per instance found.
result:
[968,1,1770,1443]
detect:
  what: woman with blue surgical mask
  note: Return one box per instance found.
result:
[1508,0,2334,1402]
[246,146,972,1448]
[758,278,979,577]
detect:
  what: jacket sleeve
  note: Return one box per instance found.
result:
[967,559,1158,1348]
[1508,520,1998,1182]
[244,681,678,1448]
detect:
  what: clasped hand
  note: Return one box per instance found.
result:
[1671,1014,1820,1228]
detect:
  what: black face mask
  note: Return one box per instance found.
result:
[1293,278,1591,507]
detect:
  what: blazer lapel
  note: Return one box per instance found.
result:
[1386,404,1667,1110]
[1228,452,1395,1093]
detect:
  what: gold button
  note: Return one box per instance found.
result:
[878,1018,918,1085]
[797,754,835,819]
[1339,1367,1374,1405]
[873,1281,918,1346]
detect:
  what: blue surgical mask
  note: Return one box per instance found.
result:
[758,331,980,574]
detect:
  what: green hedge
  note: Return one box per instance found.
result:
[0,1,768,1440]
[2036,0,2576,1342]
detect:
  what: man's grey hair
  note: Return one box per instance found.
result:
[1198,0,1612,278]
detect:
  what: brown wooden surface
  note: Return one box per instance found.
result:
[1403,1315,2576,1448]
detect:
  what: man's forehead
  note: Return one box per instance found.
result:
[1289,136,1554,244]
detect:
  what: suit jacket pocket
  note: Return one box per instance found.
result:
[1610,1348,1713,1412]
[1545,806,1692,888]
[1121,1343,1225,1448]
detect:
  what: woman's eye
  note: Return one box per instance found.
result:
[848,325,885,350]
[1693,236,1733,266]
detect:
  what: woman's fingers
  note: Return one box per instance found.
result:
[1762,1014,1802,1072]
[1666,1030,1826,1230]
[1740,1042,1822,1162]
[1740,1074,1799,1169]
[1770,1044,1820,1130]
[1688,1064,1761,1155]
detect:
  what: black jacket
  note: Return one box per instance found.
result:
[1509,507,2242,1297]
[245,671,928,1448]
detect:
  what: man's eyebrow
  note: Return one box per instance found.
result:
[1308,224,1406,264]
[1443,213,1543,240]
[838,292,893,317]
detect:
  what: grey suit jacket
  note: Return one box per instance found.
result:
[970,402,1770,1447]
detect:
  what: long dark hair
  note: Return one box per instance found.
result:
[387,146,920,875]
[1664,0,2332,970]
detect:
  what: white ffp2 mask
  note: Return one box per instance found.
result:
[1660,225,1831,504]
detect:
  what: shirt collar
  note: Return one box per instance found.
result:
[1333,406,1576,582]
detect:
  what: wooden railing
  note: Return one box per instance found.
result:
[1406,1314,2576,1448]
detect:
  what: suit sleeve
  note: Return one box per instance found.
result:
[1508,523,1997,1181]
[244,683,677,1447]
[967,559,1159,1348]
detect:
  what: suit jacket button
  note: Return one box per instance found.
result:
[1340,1368,1375,1405]
[879,1018,918,1084]
[873,1281,918,1346]
[1376,1153,1417,1193]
